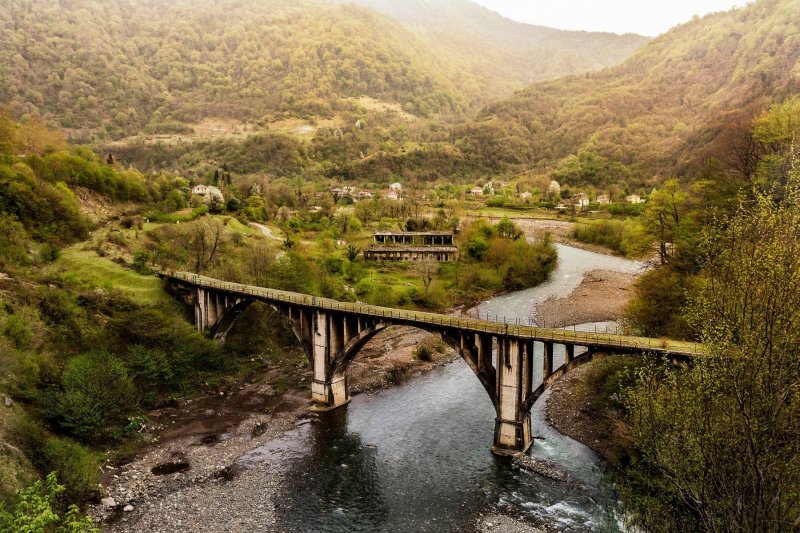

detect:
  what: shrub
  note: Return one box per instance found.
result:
[414,345,432,362]
[572,219,651,257]
[0,472,96,531]
[50,352,138,442]
[38,438,101,503]
[39,243,60,263]
[2,314,33,349]
[132,250,151,273]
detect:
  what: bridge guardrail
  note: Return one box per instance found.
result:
[160,270,701,357]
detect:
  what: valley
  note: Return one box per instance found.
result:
[0,0,799,531]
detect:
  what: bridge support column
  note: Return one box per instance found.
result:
[310,310,350,409]
[565,344,575,364]
[543,341,554,379]
[492,336,533,455]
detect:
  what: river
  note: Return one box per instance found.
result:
[238,244,646,531]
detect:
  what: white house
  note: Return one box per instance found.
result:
[596,194,611,204]
[470,187,484,196]
[389,182,403,191]
[192,184,224,203]
[626,194,645,204]
[384,190,401,201]
[574,192,590,208]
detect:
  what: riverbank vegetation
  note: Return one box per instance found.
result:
[558,98,800,530]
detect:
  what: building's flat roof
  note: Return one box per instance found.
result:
[366,246,459,253]
[374,231,453,237]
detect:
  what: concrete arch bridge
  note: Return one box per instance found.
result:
[161,271,700,455]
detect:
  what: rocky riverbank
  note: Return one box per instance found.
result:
[91,325,456,530]
[535,269,637,329]
[544,360,620,463]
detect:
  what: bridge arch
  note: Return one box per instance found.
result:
[331,323,498,407]
[211,297,314,366]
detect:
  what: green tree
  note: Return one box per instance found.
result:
[622,177,800,531]
[643,179,687,265]
[0,108,17,155]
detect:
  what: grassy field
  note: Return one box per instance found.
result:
[51,248,167,306]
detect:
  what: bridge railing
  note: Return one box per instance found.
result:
[161,270,702,357]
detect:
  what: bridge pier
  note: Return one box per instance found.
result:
[311,311,351,409]
[492,337,533,455]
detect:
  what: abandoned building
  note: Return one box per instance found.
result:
[364,231,459,262]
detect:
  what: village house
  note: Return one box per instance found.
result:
[383,190,401,201]
[191,184,224,203]
[626,194,645,204]
[574,192,590,208]
[596,194,611,204]
[389,182,403,191]
[470,187,484,196]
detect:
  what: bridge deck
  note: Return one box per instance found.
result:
[162,271,701,357]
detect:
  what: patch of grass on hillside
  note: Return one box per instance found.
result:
[50,248,167,306]
[0,405,37,502]
[222,217,254,236]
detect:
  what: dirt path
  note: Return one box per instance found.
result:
[249,222,283,241]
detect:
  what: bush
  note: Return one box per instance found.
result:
[38,438,101,503]
[414,345,432,362]
[50,352,138,442]
[0,472,96,531]
[3,314,33,349]
[132,250,151,273]
[572,219,651,257]
[123,345,174,406]
[501,238,558,290]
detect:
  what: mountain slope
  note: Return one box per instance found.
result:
[0,0,649,142]
[458,0,800,186]
[0,0,466,140]
[350,0,650,102]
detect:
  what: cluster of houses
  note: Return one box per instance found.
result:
[555,192,645,212]
[330,182,403,202]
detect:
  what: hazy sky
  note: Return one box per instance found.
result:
[470,0,745,36]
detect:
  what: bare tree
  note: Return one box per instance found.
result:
[413,259,438,299]
[188,218,226,273]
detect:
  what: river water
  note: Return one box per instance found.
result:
[243,245,646,531]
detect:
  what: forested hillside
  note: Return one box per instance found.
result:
[458,0,800,187]
[0,0,646,145]
[0,0,467,141]
[349,0,649,100]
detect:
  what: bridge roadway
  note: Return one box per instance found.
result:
[161,270,700,455]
